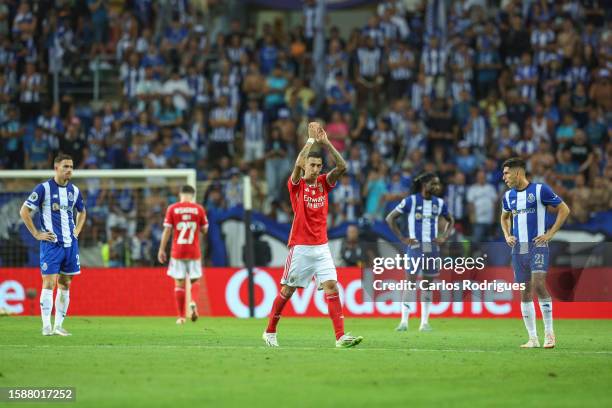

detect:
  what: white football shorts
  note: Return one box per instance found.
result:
[167,258,203,279]
[281,244,337,289]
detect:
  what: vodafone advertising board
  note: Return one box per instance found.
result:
[1,268,611,318]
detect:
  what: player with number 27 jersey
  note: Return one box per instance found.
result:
[163,201,208,259]
[159,186,209,325]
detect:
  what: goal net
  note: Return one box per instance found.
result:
[0,169,196,268]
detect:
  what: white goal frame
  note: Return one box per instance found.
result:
[0,169,197,193]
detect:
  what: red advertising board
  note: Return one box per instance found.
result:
[1,267,611,318]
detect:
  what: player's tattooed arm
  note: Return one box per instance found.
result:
[291,122,318,184]
[18,205,56,242]
[385,209,417,245]
[73,209,87,239]
[316,125,347,186]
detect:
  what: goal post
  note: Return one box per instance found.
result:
[0,168,197,269]
[0,169,196,188]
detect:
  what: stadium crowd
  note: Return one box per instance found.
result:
[0,0,611,266]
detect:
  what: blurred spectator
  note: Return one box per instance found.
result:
[285,76,314,116]
[264,65,288,119]
[25,126,51,169]
[248,168,268,213]
[326,71,355,115]
[19,62,42,121]
[585,107,607,146]
[355,37,383,108]
[467,170,498,244]
[445,171,467,231]
[163,70,191,113]
[265,127,289,201]
[88,0,110,57]
[208,95,237,160]
[455,141,478,175]
[224,168,243,208]
[475,42,502,100]
[59,123,86,168]
[515,128,537,159]
[372,117,396,164]
[136,66,162,112]
[568,174,591,223]
[420,35,446,97]
[463,105,487,151]
[326,111,349,154]
[242,98,265,163]
[556,113,577,145]
[88,115,109,164]
[591,176,612,213]
[387,41,414,100]
[555,149,579,189]
[333,174,360,224]
[107,226,128,267]
[363,165,388,220]
[561,130,594,178]
[339,225,366,267]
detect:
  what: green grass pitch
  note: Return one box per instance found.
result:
[1,317,611,407]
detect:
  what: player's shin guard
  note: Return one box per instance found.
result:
[420,290,432,325]
[53,289,70,329]
[266,293,289,333]
[538,297,553,334]
[174,287,186,317]
[325,293,345,340]
[521,301,537,338]
[40,288,53,328]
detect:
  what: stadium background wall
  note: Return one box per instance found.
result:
[1,267,611,318]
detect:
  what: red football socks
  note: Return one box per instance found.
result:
[174,287,186,317]
[326,293,345,340]
[266,293,289,333]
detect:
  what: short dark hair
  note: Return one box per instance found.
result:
[307,150,323,160]
[54,153,73,164]
[180,185,196,195]
[502,157,526,170]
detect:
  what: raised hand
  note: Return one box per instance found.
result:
[315,125,329,144]
[308,121,320,139]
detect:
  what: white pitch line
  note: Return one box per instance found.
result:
[1,344,612,355]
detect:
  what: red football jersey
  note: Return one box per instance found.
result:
[163,202,208,259]
[287,174,336,247]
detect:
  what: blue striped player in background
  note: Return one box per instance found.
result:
[20,154,86,336]
[386,172,454,332]
[500,157,570,349]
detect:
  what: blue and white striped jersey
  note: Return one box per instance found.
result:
[394,193,449,242]
[501,183,562,245]
[23,179,85,247]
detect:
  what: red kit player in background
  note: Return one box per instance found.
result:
[263,122,363,348]
[158,185,208,324]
